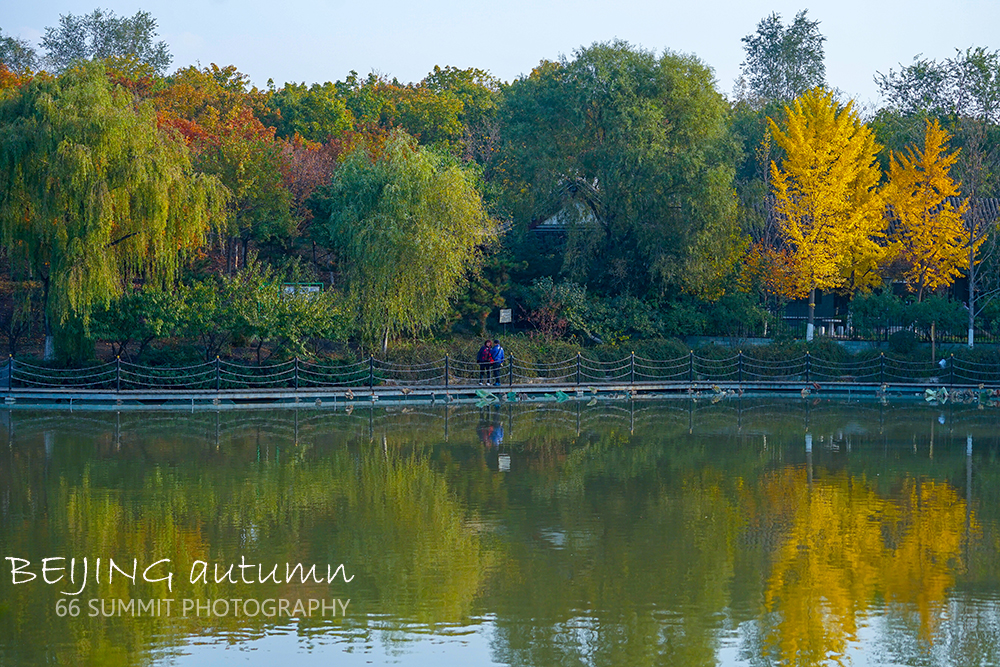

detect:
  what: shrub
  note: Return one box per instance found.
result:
[888,330,918,355]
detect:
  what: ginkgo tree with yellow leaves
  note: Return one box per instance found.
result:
[884,119,973,302]
[768,88,886,340]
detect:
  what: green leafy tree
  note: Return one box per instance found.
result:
[849,287,906,341]
[192,107,294,269]
[0,63,227,361]
[265,81,354,143]
[421,65,501,160]
[0,28,38,74]
[449,255,510,336]
[311,130,497,351]
[494,40,742,297]
[41,8,172,76]
[738,10,826,104]
[334,70,394,127]
[91,288,182,360]
[174,279,231,360]
[332,70,468,152]
[222,258,346,363]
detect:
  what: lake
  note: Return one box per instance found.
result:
[2,398,999,666]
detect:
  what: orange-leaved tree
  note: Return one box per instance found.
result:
[768,88,885,340]
[884,119,972,301]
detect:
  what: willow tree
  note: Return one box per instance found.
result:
[311,130,497,351]
[0,63,227,360]
[768,89,885,341]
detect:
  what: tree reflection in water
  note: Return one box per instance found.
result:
[0,401,997,666]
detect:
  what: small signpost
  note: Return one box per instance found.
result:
[499,308,512,335]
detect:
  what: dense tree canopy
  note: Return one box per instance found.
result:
[494,40,742,298]
[265,81,354,143]
[0,63,226,360]
[3,6,1000,356]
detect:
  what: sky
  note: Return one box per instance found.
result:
[2,0,998,107]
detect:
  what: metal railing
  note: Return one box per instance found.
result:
[4,351,997,392]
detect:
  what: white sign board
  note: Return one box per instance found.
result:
[499,309,512,324]
[283,283,323,296]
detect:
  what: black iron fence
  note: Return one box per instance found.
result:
[4,351,998,391]
[775,317,1000,345]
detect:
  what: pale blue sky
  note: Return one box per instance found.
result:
[2,0,997,107]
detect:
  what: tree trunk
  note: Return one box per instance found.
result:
[41,275,54,361]
[968,245,976,348]
[382,327,389,355]
[43,332,55,361]
[806,288,816,342]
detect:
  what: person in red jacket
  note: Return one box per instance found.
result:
[476,340,493,385]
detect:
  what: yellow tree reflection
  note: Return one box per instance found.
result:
[760,469,977,666]
[763,470,887,666]
[883,479,978,640]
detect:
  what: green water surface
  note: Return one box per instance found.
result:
[2,399,999,666]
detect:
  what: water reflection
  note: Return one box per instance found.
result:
[1,400,999,666]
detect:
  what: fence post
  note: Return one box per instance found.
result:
[805,352,811,383]
[738,351,743,384]
[294,357,299,391]
[577,352,581,385]
[445,354,449,392]
[116,356,120,392]
[216,356,220,391]
[689,351,694,382]
[509,355,513,388]
[369,356,374,388]
[880,353,885,385]
[7,355,11,391]
[950,353,955,388]
[630,352,635,385]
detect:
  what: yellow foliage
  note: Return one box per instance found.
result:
[885,120,972,300]
[763,470,887,666]
[768,89,886,297]
[882,479,976,640]
[758,468,977,666]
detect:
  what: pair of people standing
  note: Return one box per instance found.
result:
[476,339,505,386]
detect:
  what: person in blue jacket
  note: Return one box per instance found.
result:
[490,340,505,386]
[490,421,504,447]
